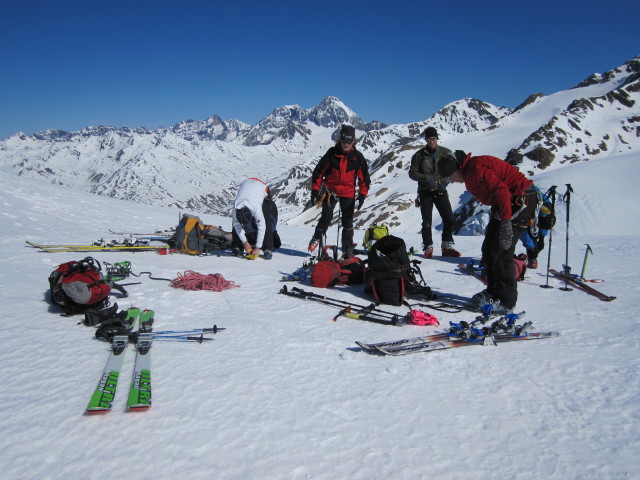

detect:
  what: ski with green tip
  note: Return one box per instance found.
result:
[127,309,154,411]
[86,308,140,413]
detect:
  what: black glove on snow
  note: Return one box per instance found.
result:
[499,220,513,250]
[357,193,365,210]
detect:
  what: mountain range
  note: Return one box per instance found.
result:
[1,55,638,236]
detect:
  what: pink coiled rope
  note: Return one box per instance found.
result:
[170,270,240,292]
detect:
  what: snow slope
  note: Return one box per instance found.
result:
[0,154,638,479]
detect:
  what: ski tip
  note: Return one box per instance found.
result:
[85,408,111,415]
[127,405,151,411]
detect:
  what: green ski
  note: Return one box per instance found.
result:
[127,309,155,410]
[86,308,140,414]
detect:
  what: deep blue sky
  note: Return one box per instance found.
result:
[1,0,638,139]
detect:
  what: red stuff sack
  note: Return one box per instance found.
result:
[310,261,349,288]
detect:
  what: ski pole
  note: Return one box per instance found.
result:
[580,244,593,280]
[336,200,341,261]
[280,286,404,325]
[560,184,574,291]
[541,185,557,289]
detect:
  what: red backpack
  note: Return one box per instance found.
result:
[48,257,127,316]
[311,260,350,288]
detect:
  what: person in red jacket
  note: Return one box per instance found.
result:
[438,151,537,313]
[308,124,371,258]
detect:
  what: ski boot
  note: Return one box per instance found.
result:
[441,241,461,257]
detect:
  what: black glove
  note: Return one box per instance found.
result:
[499,220,513,250]
[310,190,318,205]
[357,193,365,210]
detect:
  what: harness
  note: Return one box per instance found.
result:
[510,186,538,227]
[316,184,337,207]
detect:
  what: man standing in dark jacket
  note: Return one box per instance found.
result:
[408,127,461,258]
[308,124,370,258]
[438,151,537,314]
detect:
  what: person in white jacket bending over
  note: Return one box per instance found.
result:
[231,177,278,260]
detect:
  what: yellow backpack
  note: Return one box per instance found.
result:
[174,214,206,255]
[363,224,389,251]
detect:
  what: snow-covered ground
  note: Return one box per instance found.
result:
[1,152,638,479]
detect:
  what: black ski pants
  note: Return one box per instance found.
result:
[482,187,537,309]
[313,195,355,251]
[419,190,455,248]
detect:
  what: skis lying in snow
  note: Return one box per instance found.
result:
[357,313,559,356]
[281,258,316,282]
[109,229,175,237]
[457,262,488,284]
[360,331,559,356]
[85,332,130,413]
[87,308,223,414]
[127,309,154,410]
[86,308,140,414]
[549,269,616,302]
[26,240,163,253]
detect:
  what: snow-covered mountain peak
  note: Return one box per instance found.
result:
[307,96,361,128]
[1,56,639,235]
[573,55,640,89]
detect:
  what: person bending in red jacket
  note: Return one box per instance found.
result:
[438,151,537,314]
[308,124,371,258]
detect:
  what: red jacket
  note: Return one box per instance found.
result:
[311,145,370,198]
[459,154,532,220]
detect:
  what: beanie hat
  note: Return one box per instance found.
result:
[454,150,468,164]
[340,124,356,141]
[423,127,438,139]
[437,155,460,178]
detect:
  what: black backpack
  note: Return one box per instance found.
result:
[365,236,410,306]
[366,236,432,305]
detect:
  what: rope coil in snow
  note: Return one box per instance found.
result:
[170,270,240,292]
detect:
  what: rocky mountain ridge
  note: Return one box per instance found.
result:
[1,56,638,236]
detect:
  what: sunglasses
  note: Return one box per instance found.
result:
[425,137,438,142]
[340,138,355,144]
